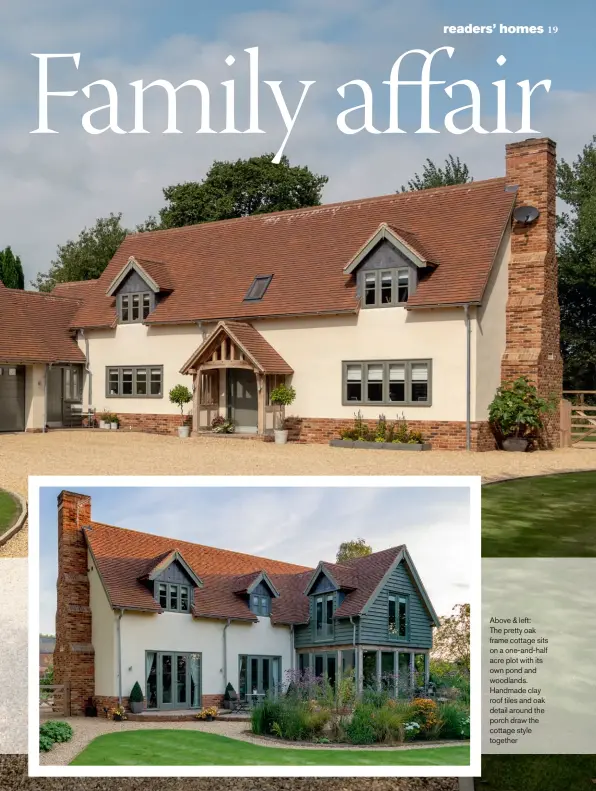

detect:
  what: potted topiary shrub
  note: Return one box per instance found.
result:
[129,681,144,714]
[109,414,120,430]
[169,384,193,438]
[269,383,296,444]
[223,682,236,710]
[488,376,557,451]
[98,411,110,430]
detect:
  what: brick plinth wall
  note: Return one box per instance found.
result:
[109,413,190,435]
[54,491,95,716]
[93,696,129,714]
[286,417,496,451]
[503,138,563,447]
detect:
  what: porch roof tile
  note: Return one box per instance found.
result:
[69,178,515,328]
[181,321,293,375]
[83,520,405,625]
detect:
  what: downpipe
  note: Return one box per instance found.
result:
[116,609,124,705]
[464,304,472,451]
[223,618,231,690]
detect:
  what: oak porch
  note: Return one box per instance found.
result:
[180,321,293,436]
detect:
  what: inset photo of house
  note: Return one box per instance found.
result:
[29,476,480,777]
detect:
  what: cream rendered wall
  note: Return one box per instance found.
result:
[118,611,291,699]
[88,552,118,697]
[79,323,205,414]
[225,617,293,691]
[254,309,471,421]
[24,364,46,430]
[474,229,510,421]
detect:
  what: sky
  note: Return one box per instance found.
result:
[38,483,472,634]
[0,0,592,285]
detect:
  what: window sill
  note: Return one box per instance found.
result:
[342,401,431,408]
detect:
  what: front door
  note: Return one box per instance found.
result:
[146,651,201,710]
[227,369,258,433]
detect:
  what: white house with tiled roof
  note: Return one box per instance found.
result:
[1,139,561,449]
[55,491,440,715]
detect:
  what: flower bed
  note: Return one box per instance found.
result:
[330,412,431,451]
[250,669,469,747]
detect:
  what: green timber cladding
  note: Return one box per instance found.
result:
[293,559,434,649]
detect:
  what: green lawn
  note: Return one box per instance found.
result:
[479,755,596,790]
[482,471,596,557]
[0,489,19,536]
[70,729,470,767]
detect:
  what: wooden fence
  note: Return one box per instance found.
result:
[562,391,596,448]
[39,682,71,718]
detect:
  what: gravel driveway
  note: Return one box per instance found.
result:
[1,430,596,557]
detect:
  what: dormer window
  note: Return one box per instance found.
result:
[251,594,271,616]
[362,267,410,308]
[315,594,334,640]
[119,292,153,323]
[244,275,273,302]
[157,582,191,613]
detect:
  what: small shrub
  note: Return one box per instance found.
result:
[374,414,387,442]
[412,698,442,738]
[39,721,73,745]
[39,734,54,752]
[488,376,557,444]
[129,681,144,703]
[439,703,470,739]
[211,415,235,433]
[345,705,376,744]
[168,384,192,425]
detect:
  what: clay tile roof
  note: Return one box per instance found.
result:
[181,321,293,375]
[51,280,98,300]
[70,178,515,328]
[135,259,174,292]
[84,518,406,625]
[0,288,85,364]
[84,521,312,622]
[223,322,293,374]
[320,562,359,590]
[334,546,405,617]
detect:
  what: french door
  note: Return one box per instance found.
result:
[239,655,281,697]
[146,651,201,710]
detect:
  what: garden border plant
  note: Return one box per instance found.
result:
[488,376,558,451]
[330,412,431,451]
[39,720,73,753]
[249,668,469,747]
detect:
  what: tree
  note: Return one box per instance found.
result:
[0,246,25,289]
[336,538,372,563]
[400,155,472,192]
[33,213,129,292]
[556,136,596,390]
[432,603,470,671]
[157,153,328,229]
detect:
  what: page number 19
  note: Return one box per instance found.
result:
[548,26,559,34]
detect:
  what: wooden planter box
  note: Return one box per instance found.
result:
[329,439,431,451]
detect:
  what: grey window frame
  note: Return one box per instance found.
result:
[105,365,164,398]
[314,593,334,642]
[244,274,273,302]
[118,291,154,323]
[250,593,271,617]
[157,582,191,613]
[360,267,410,308]
[342,359,432,407]
[388,592,409,639]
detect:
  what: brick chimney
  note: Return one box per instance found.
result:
[54,491,94,715]
[502,137,562,445]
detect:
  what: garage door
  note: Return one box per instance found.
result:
[0,365,25,432]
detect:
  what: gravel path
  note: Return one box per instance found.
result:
[40,717,466,766]
[1,430,595,557]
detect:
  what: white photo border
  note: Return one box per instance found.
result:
[28,474,481,778]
